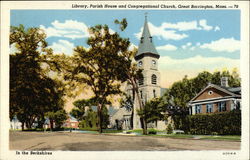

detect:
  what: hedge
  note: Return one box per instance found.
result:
[184,110,241,135]
[188,110,241,135]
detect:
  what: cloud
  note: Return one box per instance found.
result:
[200,37,240,52]
[10,43,44,54]
[196,42,201,46]
[134,22,188,41]
[40,20,89,39]
[190,46,195,51]
[158,55,240,87]
[159,55,240,73]
[128,43,137,51]
[214,26,220,31]
[49,39,75,55]
[161,21,200,31]
[181,42,193,50]
[199,19,213,31]
[10,43,19,54]
[157,44,177,51]
[134,19,219,41]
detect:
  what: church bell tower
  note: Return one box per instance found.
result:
[133,14,161,129]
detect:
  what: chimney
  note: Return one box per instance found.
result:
[221,77,229,87]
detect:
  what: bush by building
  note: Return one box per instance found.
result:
[186,110,241,135]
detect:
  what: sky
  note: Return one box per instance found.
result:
[10,10,240,88]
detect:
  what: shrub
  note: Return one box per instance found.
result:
[166,124,173,134]
[148,128,157,135]
[187,110,241,135]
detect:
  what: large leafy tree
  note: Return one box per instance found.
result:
[160,69,241,130]
[163,70,241,108]
[69,24,130,133]
[10,24,66,130]
[45,109,68,129]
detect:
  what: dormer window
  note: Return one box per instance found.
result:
[140,37,144,43]
[149,36,152,42]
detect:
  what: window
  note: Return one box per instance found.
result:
[149,36,152,42]
[153,89,156,98]
[140,37,144,43]
[195,105,201,114]
[218,101,226,112]
[140,90,143,99]
[206,104,213,113]
[138,61,143,67]
[152,60,156,66]
[151,74,157,84]
[208,90,213,95]
[138,75,144,85]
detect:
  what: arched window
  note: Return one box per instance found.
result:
[153,89,156,98]
[139,75,144,85]
[151,74,157,84]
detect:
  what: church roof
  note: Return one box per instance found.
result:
[135,15,159,60]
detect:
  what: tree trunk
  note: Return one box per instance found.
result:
[50,119,54,131]
[38,116,45,129]
[130,109,134,129]
[21,122,24,131]
[97,103,103,133]
[26,120,32,129]
[131,79,147,135]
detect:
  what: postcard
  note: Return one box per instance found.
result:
[1,1,249,160]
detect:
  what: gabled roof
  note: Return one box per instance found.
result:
[135,15,159,60]
[189,83,241,102]
[226,87,241,94]
[68,115,78,122]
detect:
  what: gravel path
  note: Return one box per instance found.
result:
[9,131,240,151]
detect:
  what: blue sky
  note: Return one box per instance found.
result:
[11,10,240,87]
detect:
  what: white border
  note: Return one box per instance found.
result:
[1,1,249,160]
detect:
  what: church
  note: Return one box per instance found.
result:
[109,15,168,131]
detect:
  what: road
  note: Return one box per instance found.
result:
[9,131,240,151]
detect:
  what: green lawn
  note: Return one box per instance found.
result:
[120,129,241,141]
[199,135,241,141]
[151,134,241,141]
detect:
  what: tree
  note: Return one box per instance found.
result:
[69,24,130,133]
[101,106,110,128]
[10,24,66,130]
[45,109,68,130]
[82,108,98,128]
[160,69,241,130]
[114,18,148,134]
[71,99,109,129]
[137,98,165,126]
[70,99,94,121]
[163,69,241,108]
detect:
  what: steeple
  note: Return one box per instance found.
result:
[135,13,159,60]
